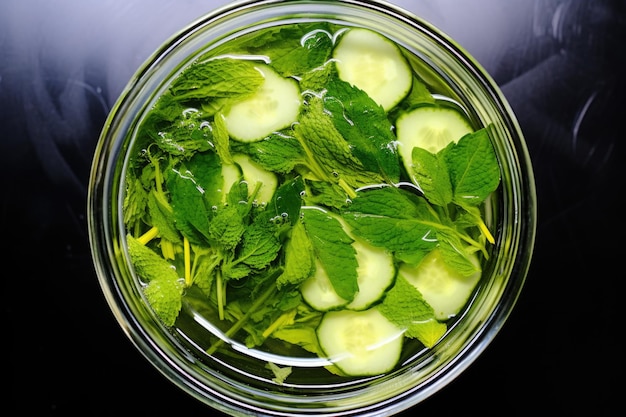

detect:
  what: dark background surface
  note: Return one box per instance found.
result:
[2,0,623,415]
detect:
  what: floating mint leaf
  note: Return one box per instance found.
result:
[341,186,438,262]
[411,146,453,207]
[302,207,358,301]
[324,77,400,182]
[445,128,500,207]
[169,58,264,101]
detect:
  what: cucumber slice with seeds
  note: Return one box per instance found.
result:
[333,28,412,111]
[346,240,395,311]
[223,64,302,142]
[396,106,473,184]
[317,308,404,376]
[396,106,473,174]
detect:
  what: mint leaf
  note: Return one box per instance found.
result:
[126,234,183,326]
[445,128,500,207]
[411,147,453,207]
[127,234,181,283]
[302,208,358,301]
[407,319,447,348]
[303,179,352,210]
[436,234,481,277]
[236,217,281,270]
[147,189,180,244]
[342,186,438,262]
[186,151,225,209]
[166,165,211,244]
[145,100,214,157]
[213,113,233,164]
[169,58,264,101]
[268,176,305,226]
[324,77,400,182]
[299,60,335,92]
[143,278,184,327]
[378,275,444,347]
[209,204,245,251]
[191,248,219,295]
[277,221,315,288]
[271,28,333,77]
[123,176,148,228]
[294,98,379,189]
[231,133,307,174]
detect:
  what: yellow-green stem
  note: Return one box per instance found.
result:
[138,226,158,245]
[184,236,191,287]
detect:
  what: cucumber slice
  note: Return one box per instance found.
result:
[231,153,277,204]
[317,308,404,376]
[396,106,473,179]
[399,248,481,320]
[346,240,395,311]
[300,259,349,312]
[223,64,302,142]
[333,28,412,111]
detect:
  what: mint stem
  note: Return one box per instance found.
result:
[206,278,279,355]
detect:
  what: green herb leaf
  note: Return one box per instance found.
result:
[378,275,445,347]
[146,102,214,157]
[231,133,307,174]
[169,58,264,101]
[147,189,180,244]
[277,221,315,288]
[123,176,148,228]
[209,204,246,251]
[271,28,334,77]
[407,319,447,348]
[126,234,183,326]
[186,151,225,208]
[294,98,378,190]
[236,217,281,270]
[445,128,500,207]
[411,147,453,207]
[342,186,438,262]
[436,234,481,277]
[166,165,211,244]
[266,362,293,385]
[269,176,305,226]
[302,207,358,301]
[143,278,184,327]
[127,234,180,283]
[324,77,400,182]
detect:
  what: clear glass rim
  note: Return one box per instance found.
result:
[87,0,537,415]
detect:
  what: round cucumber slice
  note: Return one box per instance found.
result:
[400,249,481,320]
[347,241,395,311]
[396,106,473,154]
[223,64,302,142]
[396,106,473,183]
[317,308,404,376]
[333,28,412,111]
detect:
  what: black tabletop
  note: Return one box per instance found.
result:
[3,0,623,415]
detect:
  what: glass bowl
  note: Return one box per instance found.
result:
[88,0,536,415]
